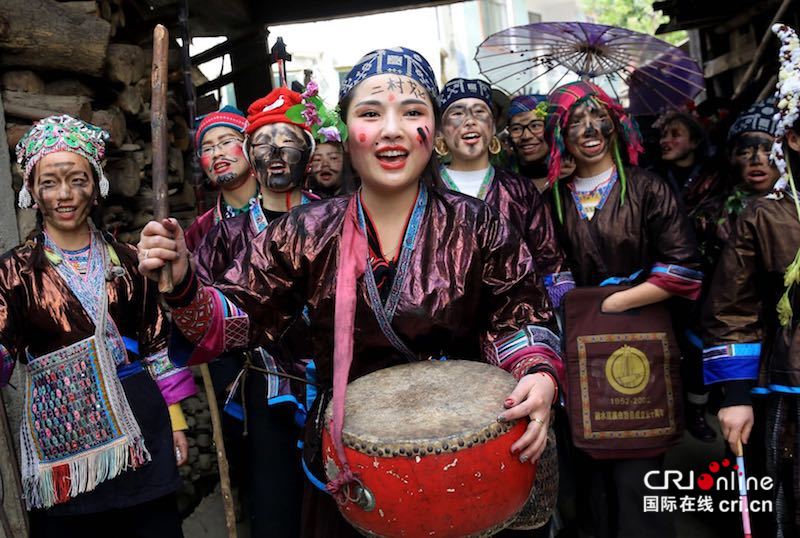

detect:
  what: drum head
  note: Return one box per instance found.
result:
[326,360,516,450]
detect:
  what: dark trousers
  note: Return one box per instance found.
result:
[575,454,674,538]
[243,374,304,537]
[30,493,183,538]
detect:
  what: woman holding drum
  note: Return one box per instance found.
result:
[138,47,562,537]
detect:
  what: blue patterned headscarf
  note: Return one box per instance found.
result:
[508,94,548,120]
[438,78,492,113]
[339,47,439,102]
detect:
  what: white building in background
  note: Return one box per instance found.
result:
[267,0,584,105]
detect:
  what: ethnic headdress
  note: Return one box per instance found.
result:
[15,115,110,209]
[508,94,548,121]
[545,81,643,187]
[728,96,780,142]
[438,78,493,112]
[772,24,800,327]
[286,80,348,144]
[339,47,439,102]
[771,24,800,191]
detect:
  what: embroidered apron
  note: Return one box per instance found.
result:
[19,234,149,509]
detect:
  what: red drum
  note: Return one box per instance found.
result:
[322,360,537,537]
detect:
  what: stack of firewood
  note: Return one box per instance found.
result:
[1,0,206,244]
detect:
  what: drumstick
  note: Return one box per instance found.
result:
[735,440,752,538]
[151,24,173,293]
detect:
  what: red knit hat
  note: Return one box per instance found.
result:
[245,87,309,135]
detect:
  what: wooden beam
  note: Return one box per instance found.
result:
[704,46,756,78]
[190,29,260,66]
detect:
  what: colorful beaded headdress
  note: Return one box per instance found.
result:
[771,24,800,191]
[286,80,348,144]
[15,115,110,209]
[339,47,439,102]
[771,24,800,327]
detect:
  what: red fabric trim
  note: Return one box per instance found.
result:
[646,273,701,300]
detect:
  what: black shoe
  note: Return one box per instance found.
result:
[685,402,717,442]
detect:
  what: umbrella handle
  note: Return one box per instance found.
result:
[736,439,744,458]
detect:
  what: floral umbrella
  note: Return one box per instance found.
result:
[474,21,705,115]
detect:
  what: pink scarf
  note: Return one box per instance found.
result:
[327,195,368,500]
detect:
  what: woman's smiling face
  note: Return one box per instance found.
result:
[344,73,435,194]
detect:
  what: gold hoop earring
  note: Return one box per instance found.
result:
[489,136,501,155]
[434,138,450,157]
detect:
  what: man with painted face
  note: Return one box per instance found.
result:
[184,106,254,252]
[507,95,575,193]
[436,78,573,311]
[189,86,318,537]
[704,24,800,537]
[545,81,702,538]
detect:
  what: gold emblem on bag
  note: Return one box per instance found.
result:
[605,345,650,395]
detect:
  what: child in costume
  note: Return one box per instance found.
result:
[138,47,563,538]
[2,115,195,537]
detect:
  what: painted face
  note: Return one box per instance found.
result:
[345,73,435,194]
[32,151,95,235]
[198,126,250,188]
[564,100,615,166]
[660,120,697,163]
[440,98,494,163]
[249,123,310,192]
[508,110,548,163]
[311,143,344,189]
[730,131,780,193]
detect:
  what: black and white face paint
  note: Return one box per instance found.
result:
[248,123,311,192]
[564,99,615,166]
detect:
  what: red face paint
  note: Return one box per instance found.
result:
[200,154,212,172]
[388,93,396,102]
[358,133,367,143]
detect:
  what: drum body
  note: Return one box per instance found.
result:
[322,360,536,538]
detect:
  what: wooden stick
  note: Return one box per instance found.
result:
[732,0,795,99]
[150,24,173,293]
[199,364,238,538]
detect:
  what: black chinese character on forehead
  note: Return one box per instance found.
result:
[386,77,405,93]
[406,80,425,99]
[370,85,385,95]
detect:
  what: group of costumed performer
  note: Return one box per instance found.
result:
[703,23,800,537]
[2,115,196,537]
[137,46,564,538]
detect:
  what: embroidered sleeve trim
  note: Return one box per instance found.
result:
[493,326,564,381]
[543,271,576,308]
[647,262,702,300]
[703,342,761,385]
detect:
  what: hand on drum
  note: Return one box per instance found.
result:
[137,219,190,285]
[497,372,555,464]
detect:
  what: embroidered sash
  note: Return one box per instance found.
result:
[20,233,150,509]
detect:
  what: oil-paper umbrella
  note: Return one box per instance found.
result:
[736,440,753,538]
[474,21,705,115]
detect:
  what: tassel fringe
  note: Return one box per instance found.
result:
[778,156,800,327]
